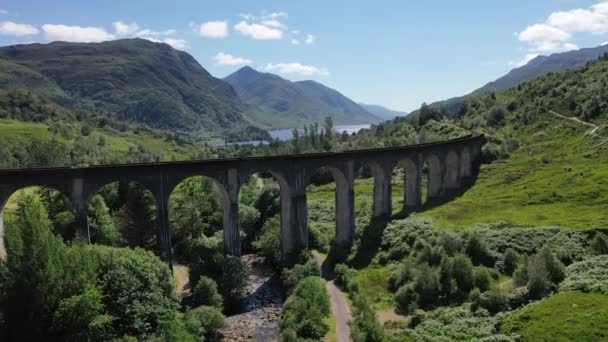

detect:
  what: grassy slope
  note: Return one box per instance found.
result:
[420,113,608,230]
[0,119,198,160]
[501,292,608,341]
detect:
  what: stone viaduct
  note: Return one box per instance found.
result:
[0,134,485,264]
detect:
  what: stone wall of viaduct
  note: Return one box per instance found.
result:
[0,134,486,264]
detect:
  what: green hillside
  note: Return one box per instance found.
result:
[0,39,253,134]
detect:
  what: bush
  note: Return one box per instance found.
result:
[560,255,608,294]
[282,259,321,294]
[220,256,248,308]
[591,232,608,255]
[389,259,416,291]
[464,232,494,266]
[413,264,440,309]
[501,248,519,276]
[452,254,475,295]
[334,263,358,293]
[395,284,418,314]
[184,305,225,338]
[486,106,506,128]
[252,215,281,266]
[280,277,330,340]
[474,267,491,292]
[190,276,223,309]
[479,289,507,314]
[381,216,439,261]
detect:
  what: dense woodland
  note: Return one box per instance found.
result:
[0,53,607,342]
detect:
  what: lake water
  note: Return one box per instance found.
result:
[228,124,372,146]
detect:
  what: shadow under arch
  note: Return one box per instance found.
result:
[0,185,75,260]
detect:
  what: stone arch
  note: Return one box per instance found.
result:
[444,149,461,190]
[424,153,443,200]
[304,164,355,249]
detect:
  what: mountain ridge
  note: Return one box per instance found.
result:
[224,66,380,128]
[0,38,254,135]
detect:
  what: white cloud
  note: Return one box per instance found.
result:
[264,62,329,76]
[42,24,114,42]
[305,34,315,44]
[0,9,8,15]
[199,20,228,38]
[291,38,299,45]
[514,2,608,66]
[261,19,285,29]
[163,38,188,50]
[0,21,39,36]
[214,52,252,66]
[234,11,288,40]
[235,20,283,40]
[113,21,139,36]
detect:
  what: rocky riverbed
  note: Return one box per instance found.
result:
[219,254,284,341]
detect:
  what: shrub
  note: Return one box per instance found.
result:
[334,263,358,293]
[190,276,223,309]
[389,259,416,291]
[591,232,608,255]
[413,264,440,309]
[479,289,507,314]
[501,248,519,276]
[220,256,248,308]
[560,255,608,294]
[395,284,418,314]
[464,232,494,266]
[183,305,226,339]
[280,277,330,340]
[452,254,475,295]
[474,267,491,292]
[486,106,506,128]
[381,216,439,261]
[252,215,281,266]
[282,259,321,293]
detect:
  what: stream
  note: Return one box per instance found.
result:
[219,254,284,341]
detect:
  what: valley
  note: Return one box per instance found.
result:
[0,16,608,342]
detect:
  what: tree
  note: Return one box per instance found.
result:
[190,276,223,309]
[486,106,506,128]
[52,284,113,341]
[414,263,439,308]
[114,183,158,251]
[253,215,282,266]
[465,233,493,266]
[280,277,330,340]
[88,195,121,246]
[220,256,248,309]
[591,232,608,255]
[474,267,491,292]
[502,248,519,276]
[452,254,474,295]
[438,256,453,298]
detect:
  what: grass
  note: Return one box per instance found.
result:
[323,312,338,342]
[501,292,608,341]
[419,115,608,230]
[353,262,393,310]
[0,119,201,161]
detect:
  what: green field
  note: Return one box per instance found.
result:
[501,292,608,341]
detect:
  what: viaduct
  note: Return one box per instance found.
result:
[0,134,486,264]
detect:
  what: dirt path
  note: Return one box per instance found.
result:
[548,110,600,135]
[172,264,190,297]
[312,251,352,342]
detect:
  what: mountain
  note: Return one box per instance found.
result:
[0,38,254,134]
[224,66,380,128]
[359,103,406,120]
[477,44,608,94]
[410,44,608,118]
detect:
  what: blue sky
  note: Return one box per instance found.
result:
[1,0,608,112]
